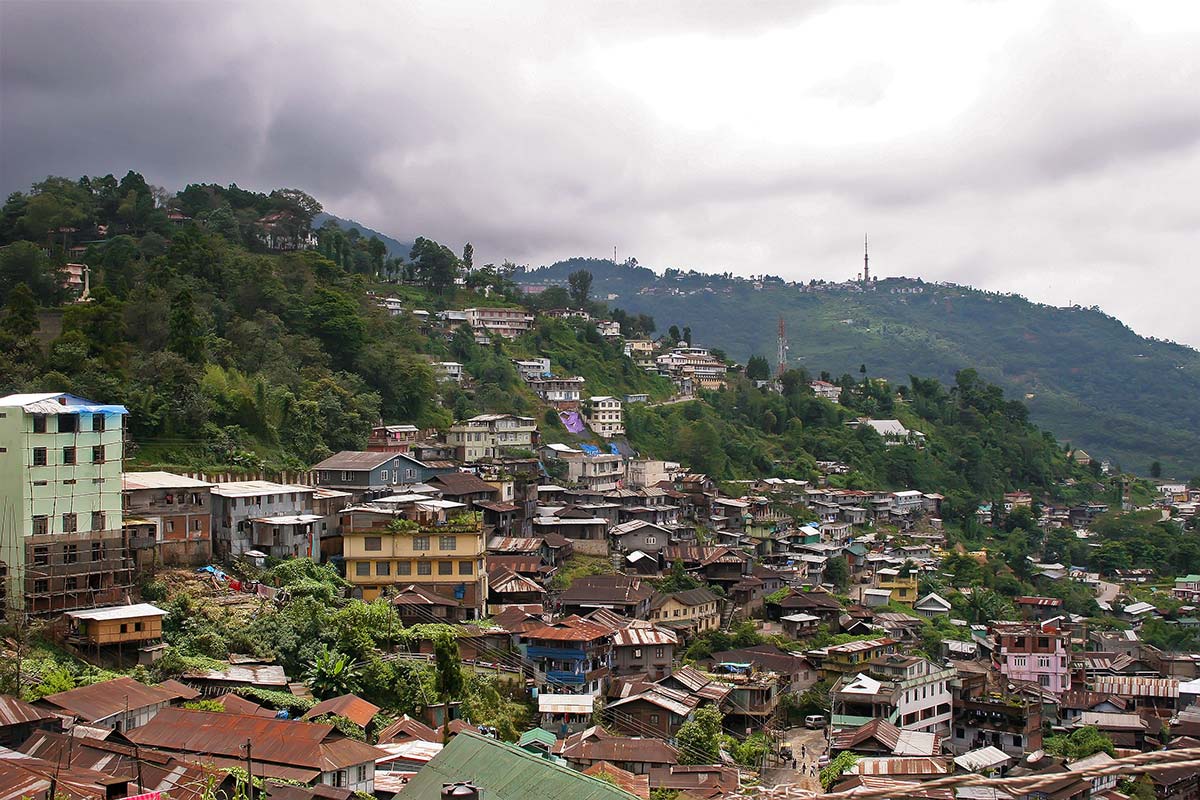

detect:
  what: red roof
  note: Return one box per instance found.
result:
[301,693,381,728]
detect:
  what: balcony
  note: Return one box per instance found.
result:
[527,646,587,661]
[546,670,586,684]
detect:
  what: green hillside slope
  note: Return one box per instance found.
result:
[521,261,1200,476]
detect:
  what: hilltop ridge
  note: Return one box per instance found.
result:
[519,259,1200,476]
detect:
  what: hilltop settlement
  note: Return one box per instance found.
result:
[2,175,1200,800]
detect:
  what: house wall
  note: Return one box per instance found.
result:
[78,614,163,645]
[343,526,487,615]
[613,644,674,678]
[211,490,312,557]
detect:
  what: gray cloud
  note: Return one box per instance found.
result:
[2,0,1199,345]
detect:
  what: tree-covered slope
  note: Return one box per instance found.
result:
[522,261,1200,476]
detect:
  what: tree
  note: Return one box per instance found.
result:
[675,705,722,764]
[820,751,859,791]
[409,237,461,294]
[824,556,849,590]
[462,242,474,270]
[682,326,692,345]
[1151,461,1162,478]
[433,632,464,702]
[745,355,771,382]
[0,241,64,305]
[167,287,204,363]
[668,325,681,343]
[1,282,39,336]
[568,269,593,307]
[1044,726,1114,760]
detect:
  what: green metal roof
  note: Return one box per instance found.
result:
[401,731,639,800]
[518,727,558,750]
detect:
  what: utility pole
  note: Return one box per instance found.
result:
[243,738,254,799]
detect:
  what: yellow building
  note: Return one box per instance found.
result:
[342,505,488,618]
[874,568,919,607]
[648,588,721,633]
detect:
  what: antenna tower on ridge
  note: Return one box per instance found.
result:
[863,234,870,283]
[777,316,788,376]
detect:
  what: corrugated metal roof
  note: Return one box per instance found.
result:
[0,695,55,726]
[182,663,289,686]
[40,676,190,723]
[65,603,166,622]
[123,471,215,490]
[301,694,381,728]
[539,694,595,714]
[1091,676,1180,698]
[403,731,640,800]
[849,757,951,776]
[953,746,1012,772]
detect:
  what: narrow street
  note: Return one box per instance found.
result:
[760,726,828,794]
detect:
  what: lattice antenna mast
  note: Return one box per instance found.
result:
[777,316,788,376]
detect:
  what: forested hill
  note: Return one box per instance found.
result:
[312,212,413,258]
[520,259,1200,477]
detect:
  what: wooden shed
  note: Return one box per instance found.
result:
[64,602,166,645]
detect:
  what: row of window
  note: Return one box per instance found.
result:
[1010,655,1064,669]
[31,413,110,434]
[31,445,109,466]
[363,535,460,552]
[32,512,107,535]
[32,539,111,565]
[353,560,474,577]
[228,493,301,507]
[31,571,117,594]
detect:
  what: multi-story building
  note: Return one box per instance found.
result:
[513,358,551,382]
[586,396,625,438]
[563,452,624,492]
[433,361,464,384]
[520,617,615,696]
[310,450,448,502]
[0,392,132,616]
[831,655,954,734]
[654,347,727,390]
[210,481,317,559]
[446,414,538,462]
[527,376,585,411]
[995,622,1071,694]
[648,588,721,633]
[463,307,534,339]
[873,567,919,607]
[366,424,421,452]
[948,688,1043,757]
[121,471,214,566]
[810,380,841,402]
[340,502,488,617]
[816,637,899,680]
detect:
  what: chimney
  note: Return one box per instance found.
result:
[442,783,480,800]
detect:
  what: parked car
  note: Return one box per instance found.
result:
[804,714,826,729]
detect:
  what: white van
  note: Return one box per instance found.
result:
[804,714,826,729]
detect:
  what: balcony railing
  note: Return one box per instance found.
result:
[546,670,586,684]
[527,646,587,661]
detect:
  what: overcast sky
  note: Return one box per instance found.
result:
[3,1,1199,344]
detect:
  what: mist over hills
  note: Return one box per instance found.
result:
[519,258,1200,477]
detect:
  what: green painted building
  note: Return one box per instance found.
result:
[0,393,131,616]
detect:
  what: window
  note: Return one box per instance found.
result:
[33,545,48,566]
[356,765,368,784]
[166,520,176,533]
[341,471,349,481]
[380,470,390,482]
[92,445,104,463]
[58,414,77,433]
[439,561,453,575]
[92,414,105,432]
[1038,674,1051,687]
[1037,656,1051,669]
[1013,656,1027,667]
[649,713,660,724]
[34,579,48,594]
[62,446,76,465]
[655,647,665,658]
[1037,637,1049,649]
[32,415,46,433]
[62,514,77,534]
[439,535,457,551]
[645,536,656,545]
[191,519,201,532]
[413,536,430,551]
[364,536,382,551]
[32,447,46,466]
[459,561,472,575]
[418,561,432,575]
[32,517,48,537]
[119,623,128,634]
[355,562,371,577]
[333,771,346,788]
[134,621,143,632]
[633,648,643,659]
[397,561,412,575]
[191,492,202,505]
[376,562,391,576]
[65,577,78,590]
[64,544,78,563]
[91,511,105,531]
[92,542,102,561]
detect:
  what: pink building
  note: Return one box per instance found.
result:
[995,622,1071,695]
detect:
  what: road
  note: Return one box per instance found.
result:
[760,726,828,794]
[1097,579,1120,605]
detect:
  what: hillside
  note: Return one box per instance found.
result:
[313,212,414,258]
[521,259,1200,477]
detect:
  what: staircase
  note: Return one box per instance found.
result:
[720,601,736,629]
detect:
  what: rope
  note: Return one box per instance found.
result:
[729,745,1200,799]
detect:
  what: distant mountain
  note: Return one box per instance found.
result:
[313,212,414,258]
[521,259,1200,477]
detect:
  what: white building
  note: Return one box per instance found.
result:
[446,414,538,462]
[434,361,464,383]
[464,307,535,339]
[210,481,317,558]
[810,380,841,402]
[586,396,625,438]
[832,655,954,734]
[514,358,552,382]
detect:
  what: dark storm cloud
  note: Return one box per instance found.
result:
[2,1,1199,345]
